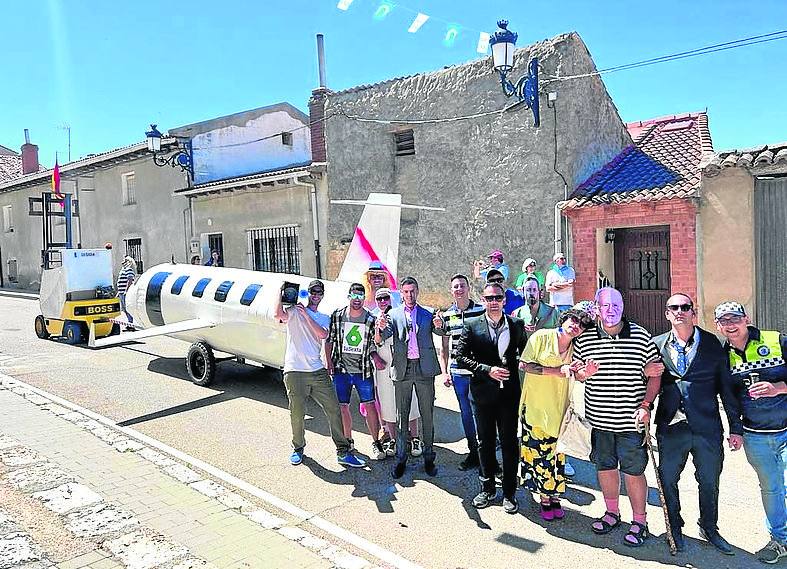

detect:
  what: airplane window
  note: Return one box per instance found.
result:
[192,278,211,298]
[171,275,189,295]
[214,280,234,303]
[240,284,263,306]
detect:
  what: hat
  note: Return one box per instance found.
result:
[308,279,325,292]
[486,268,504,280]
[368,260,385,271]
[375,287,392,299]
[553,252,567,262]
[522,258,537,271]
[488,249,504,260]
[714,301,746,320]
[573,300,596,315]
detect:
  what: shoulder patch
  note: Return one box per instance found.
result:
[757,345,771,357]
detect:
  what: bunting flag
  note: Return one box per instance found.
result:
[51,158,63,202]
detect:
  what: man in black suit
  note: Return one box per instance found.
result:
[456,282,527,514]
[649,293,743,553]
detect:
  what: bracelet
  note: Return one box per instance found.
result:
[639,401,653,411]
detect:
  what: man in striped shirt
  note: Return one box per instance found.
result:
[116,256,137,327]
[574,287,663,547]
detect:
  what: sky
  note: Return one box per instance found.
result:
[1,0,785,166]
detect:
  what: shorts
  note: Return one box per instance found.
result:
[332,372,375,405]
[590,429,648,476]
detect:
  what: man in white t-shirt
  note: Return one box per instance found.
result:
[545,253,576,311]
[275,279,366,468]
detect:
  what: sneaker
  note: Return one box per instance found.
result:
[502,496,519,514]
[290,449,304,466]
[564,461,575,477]
[371,441,386,460]
[473,490,495,509]
[382,438,396,457]
[757,540,787,564]
[410,437,423,457]
[338,452,366,468]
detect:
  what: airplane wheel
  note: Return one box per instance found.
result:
[187,342,215,386]
[110,323,121,336]
[34,315,50,339]
[63,321,83,345]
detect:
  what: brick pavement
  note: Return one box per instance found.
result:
[0,375,379,569]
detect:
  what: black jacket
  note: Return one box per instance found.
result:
[456,314,527,406]
[652,327,743,435]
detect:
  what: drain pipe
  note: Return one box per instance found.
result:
[293,176,323,278]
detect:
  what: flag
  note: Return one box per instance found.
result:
[51,158,63,201]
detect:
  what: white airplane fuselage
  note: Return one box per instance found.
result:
[125,263,353,369]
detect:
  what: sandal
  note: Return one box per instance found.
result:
[550,499,565,520]
[540,501,554,521]
[591,511,621,534]
[623,521,650,547]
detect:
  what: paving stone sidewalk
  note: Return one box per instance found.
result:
[0,376,377,569]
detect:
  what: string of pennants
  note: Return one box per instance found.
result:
[336,0,492,53]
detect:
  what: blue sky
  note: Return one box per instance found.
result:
[1,0,785,166]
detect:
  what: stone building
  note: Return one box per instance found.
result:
[316,32,631,303]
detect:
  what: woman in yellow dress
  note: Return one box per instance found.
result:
[518,308,594,520]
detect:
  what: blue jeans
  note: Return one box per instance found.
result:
[743,430,787,544]
[451,373,478,452]
[118,293,133,323]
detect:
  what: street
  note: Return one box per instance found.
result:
[0,292,772,569]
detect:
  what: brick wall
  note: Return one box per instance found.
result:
[309,88,329,163]
[564,198,698,303]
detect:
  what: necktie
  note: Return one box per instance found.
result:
[673,341,687,375]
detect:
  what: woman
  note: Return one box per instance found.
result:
[518,308,594,520]
[514,258,545,290]
[363,261,401,311]
[116,256,137,327]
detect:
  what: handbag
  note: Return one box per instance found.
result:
[556,378,592,461]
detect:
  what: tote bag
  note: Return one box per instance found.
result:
[556,379,592,461]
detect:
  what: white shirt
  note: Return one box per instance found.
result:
[666,327,700,425]
[283,305,330,373]
[485,314,510,361]
[546,265,576,307]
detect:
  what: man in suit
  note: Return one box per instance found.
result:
[377,276,443,479]
[456,281,527,514]
[649,293,742,553]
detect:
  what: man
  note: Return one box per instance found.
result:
[485,268,524,316]
[204,250,223,267]
[456,282,527,514]
[545,253,576,311]
[275,280,365,469]
[473,249,510,282]
[326,283,386,461]
[512,276,560,332]
[573,287,661,546]
[436,274,485,470]
[716,301,787,564]
[651,294,741,554]
[378,276,443,479]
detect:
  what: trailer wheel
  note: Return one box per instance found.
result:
[34,315,50,340]
[110,323,121,336]
[186,342,215,386]
[63,321,82,345]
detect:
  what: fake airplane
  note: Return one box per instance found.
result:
[89,193,441,386]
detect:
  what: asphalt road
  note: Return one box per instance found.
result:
[1,293,773,569]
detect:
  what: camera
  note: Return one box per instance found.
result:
[280,281,300,305]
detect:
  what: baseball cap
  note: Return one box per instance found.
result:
[486,268,504,281]
[368,260,385,271]
[553,252,567,262]
[488,249,504,260]
[308,279,325,292]
[522,258,537,271]
[714,301,746,320]
[375,287,391,299]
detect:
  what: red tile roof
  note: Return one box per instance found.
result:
[704,141,787,175]
[0,146,22,183]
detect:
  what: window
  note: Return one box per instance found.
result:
[247,225,300,274]
[171,275,189,295]
[125,238,143,273]
[192,278,211,298]
[121,172,136,205]
[240,284,263,306]
[207,233,224,266]
[2,205,12,232]
[214,280,234,302]
[281,132,293,146]
[394,129,415,156]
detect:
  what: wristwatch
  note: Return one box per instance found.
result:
[639,400,654,411]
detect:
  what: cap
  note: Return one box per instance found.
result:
[308,279,325,292]
[368,260,385,271]
[553,252,567,262]
[522,258,537,271]
[714,301,746,320]
[573,300,596,315]
[488,249,504,260]
[375,287,392,299]
[486,268,504,280]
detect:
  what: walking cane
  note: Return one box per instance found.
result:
[643,422,677,556]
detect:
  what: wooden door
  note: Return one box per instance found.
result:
[614,226,671,335]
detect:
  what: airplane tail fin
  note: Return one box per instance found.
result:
[337,193,401,288]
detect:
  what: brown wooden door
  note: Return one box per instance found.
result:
[614,226,671,335]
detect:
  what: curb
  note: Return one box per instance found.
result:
[0,289,39,301]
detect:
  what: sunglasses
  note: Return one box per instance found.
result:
[376,295,391,301]
[349,292,365,300]
[309,289,324,295]
[483,294,504,302]
[667,304,693,312]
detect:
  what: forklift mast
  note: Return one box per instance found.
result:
[28,192,78,270]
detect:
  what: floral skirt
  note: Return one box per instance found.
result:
[520,414,566,496]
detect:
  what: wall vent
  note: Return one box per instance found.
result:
[394,130,415,156]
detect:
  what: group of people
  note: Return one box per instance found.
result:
[275,258,786,565]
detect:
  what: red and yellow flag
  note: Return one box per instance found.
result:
[51,158,62,200]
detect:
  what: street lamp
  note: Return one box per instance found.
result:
[144,124,193,178]
[489,20,540,127]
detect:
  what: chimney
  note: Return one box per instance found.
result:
[309,34,330,163]
[21,129,39,175]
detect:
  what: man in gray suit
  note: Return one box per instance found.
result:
[376,276,443,479]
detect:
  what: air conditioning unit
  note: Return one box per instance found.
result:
[189,239,200,253]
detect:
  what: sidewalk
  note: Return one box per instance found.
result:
[0,375,379,569]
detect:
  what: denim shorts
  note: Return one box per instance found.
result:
[332,372,375,405]
[590,429,648,476]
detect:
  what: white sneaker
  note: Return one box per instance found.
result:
[564,461,575,477]
[371,441,386,460]
[382,438,396,457]
[410,437,423,457]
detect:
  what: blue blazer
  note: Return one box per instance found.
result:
[383,304,440,381]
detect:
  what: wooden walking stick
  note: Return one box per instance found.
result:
[643,423,677,556]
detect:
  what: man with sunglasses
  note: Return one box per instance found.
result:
[276,280,366,469]
[456,282,528,514]
[650,294,742,554]
[715,301,787,564]
[485,268,524,316]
